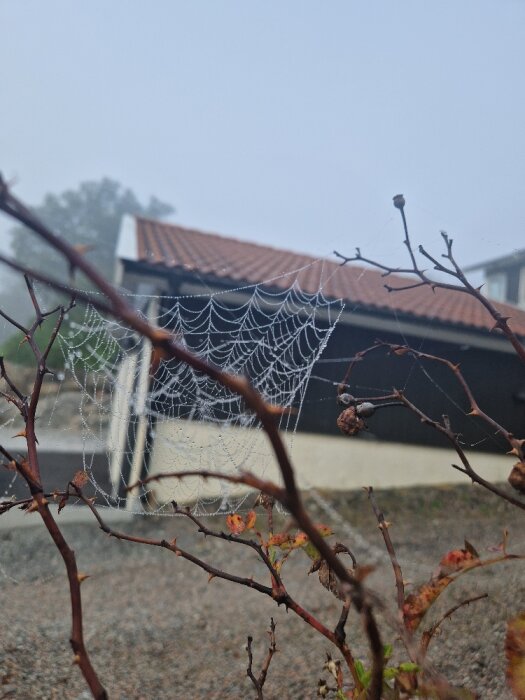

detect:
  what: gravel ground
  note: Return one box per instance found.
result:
[1,483,524,699]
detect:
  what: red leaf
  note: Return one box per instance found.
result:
[438,546,478,577]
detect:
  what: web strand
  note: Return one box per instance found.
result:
[55,279,343,514]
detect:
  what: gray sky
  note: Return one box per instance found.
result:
[1,0,524,276]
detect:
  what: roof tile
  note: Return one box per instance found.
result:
[132,217,525,337]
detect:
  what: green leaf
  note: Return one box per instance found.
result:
[268,547,278,565]
[383,666,399,681]
[303,541,321,560]
[398,662,420,673]
[354,659,371,688]
[383,644,393,660]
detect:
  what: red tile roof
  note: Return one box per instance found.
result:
[132,217,525,337]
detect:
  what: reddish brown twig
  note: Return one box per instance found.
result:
[396,391,525,511]
[246,618,277,699]
[0,177,387,696]
[73,484,364,690]
[130,469,286,503]
[335,195,525,366]
[171,502,288,594]
[0,491,68,515]
[420,594,488,656]
[381,342,523,460]
[366,487,405,617]
[0,284,107,698]
[341,342,525,511]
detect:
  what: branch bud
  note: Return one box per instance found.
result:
[393,194,406,209]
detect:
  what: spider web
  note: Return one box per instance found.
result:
[56,275,343,514]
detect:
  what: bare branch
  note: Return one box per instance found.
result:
[0,177,385,695]
[171,503,287,592]
[420,594,488,655]
[0,305,29,334]
[246,618,277,699]
[336,195,525,366]
[396,391,525,511]
[341,341,525,511]
[129,469,286,502]
[334,595,351,645]
[24,274,43,319]
[367,487,405,616]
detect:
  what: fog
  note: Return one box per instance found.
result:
[1,1,523,294]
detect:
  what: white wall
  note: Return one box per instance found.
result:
[145,419,513,505]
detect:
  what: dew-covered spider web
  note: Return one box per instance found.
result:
[54,275,343,514]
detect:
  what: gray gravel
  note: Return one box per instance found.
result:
[1,484,524,699]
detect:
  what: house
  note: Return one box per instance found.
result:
[466,249,525,307]
[108,216,525,508]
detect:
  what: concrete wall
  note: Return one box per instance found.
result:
[145,418,513,505]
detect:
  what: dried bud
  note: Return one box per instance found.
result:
[323,655,339,679]
[254,492,275,511]
[337,392,356,406]
[508,462,525,494]
[393,194,406,209]
[317,679,330,698]
[337,406,365,436]
[26,500,39,513]
[356,402,375,418]
[71,470,89,489]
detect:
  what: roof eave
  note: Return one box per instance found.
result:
[118,258,520,353]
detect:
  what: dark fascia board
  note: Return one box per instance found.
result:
[119,259,519,354]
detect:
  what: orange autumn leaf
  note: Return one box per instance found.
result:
[403,577,451,631]
[267,532,290,547]
[244,510,257,530]
[292,532,309,547]
[280,531,309,550]
[506,612,525,698]
[71,470,89,489]
[225,514,246,535]
[314,524,334,537]
[438,541,479,577]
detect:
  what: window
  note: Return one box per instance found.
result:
[518,268,525,308]
[486,272,507,302]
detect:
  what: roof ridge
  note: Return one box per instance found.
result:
[134,215,328,265]
[130,216,525,337]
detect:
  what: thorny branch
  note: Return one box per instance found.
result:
[71,482,364,690]
[367,487,405,617]
[341,341,525,511]
[420,594,488,656]
[0,290,107,698]
[246,618,277,700]
[0,175,386,698]
[334,193,525,366]
[2,179,523,698]
[170,502,288,596]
